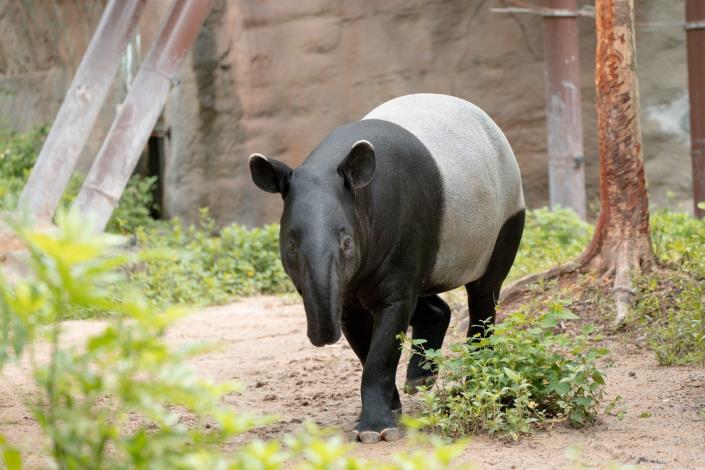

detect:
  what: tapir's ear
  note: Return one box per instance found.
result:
[337,140,376,190]
[249,154,292,196]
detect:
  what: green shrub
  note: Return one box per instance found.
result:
[128,210,293,306]
[0,210,264,468]
[415,305,607,441]
[0,128,157,233]
[508,207,592,281]
[0,209,465,470]
[0,127,48,208]
[105,175,157,233]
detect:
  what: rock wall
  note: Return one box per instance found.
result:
[0,0,692,226]
[164,0,691,226]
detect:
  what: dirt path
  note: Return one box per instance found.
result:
[1,296,704,469]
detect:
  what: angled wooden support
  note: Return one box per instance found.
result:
[72,0,214,232]
[17,0,147,223]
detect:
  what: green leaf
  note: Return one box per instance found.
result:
[3,448,22,470]
[550,380,571,395]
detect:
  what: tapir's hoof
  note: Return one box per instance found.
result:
[358,431,381,444]
[354,427,402,444]
[380,427,402,441]
[405,374,438,394]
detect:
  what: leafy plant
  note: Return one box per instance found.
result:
[0,127,48,208]
[105,175,157,234]
[415,305,607,441]
[625,210,705,365]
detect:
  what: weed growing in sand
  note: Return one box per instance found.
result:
[414,305,607,441]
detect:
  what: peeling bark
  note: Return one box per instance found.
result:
[586,0,655,324]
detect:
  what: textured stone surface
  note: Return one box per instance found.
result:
[0,0,170,171]
[164,0,691,226]
[0,0,692,226]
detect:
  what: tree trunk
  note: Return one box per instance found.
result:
[500,0,655,326]
[580,0,655,324]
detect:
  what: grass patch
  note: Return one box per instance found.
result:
[627,210,705,365]
[508,207,592,282]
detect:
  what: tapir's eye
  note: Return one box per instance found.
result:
[341,236,352,251]
[286,239,296,253]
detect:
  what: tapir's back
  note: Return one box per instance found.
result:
[363,93,524,289]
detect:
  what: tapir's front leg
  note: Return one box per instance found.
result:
[354,299,412,444]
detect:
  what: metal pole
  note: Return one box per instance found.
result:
[72,0,214,232]
[686,0,705,218]
[17,0,147,223]
[543,0,587,219]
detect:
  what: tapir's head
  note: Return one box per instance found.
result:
[249,140,375,347]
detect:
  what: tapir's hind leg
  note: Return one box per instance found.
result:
[405,294,451,392]
[466,209,525,339]
[341,299,402,413]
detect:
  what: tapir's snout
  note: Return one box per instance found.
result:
[301,256,343,348]
[307,324,342,347]
[303,297,342,347]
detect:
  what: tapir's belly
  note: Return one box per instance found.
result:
[364,94,525,291]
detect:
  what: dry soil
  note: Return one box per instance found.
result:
[1,296,704,469]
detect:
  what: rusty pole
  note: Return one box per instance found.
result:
[72,0,214,232]
[686,0,705,218]
[17,0,147,223]
[542,0,586,219]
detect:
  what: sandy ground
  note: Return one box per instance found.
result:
[1,296,704,469]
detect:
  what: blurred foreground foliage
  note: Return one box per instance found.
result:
[0,209,468,469]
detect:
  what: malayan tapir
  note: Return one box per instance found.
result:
[249,93,525,444]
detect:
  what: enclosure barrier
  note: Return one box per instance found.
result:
[493,0,592,219]
[17,1,705,227]
[542,0,586,220]
[686,0,705,218]
[72,0,214,232]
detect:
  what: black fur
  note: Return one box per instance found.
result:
[406,294,451,388]
[466,209,526,339]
